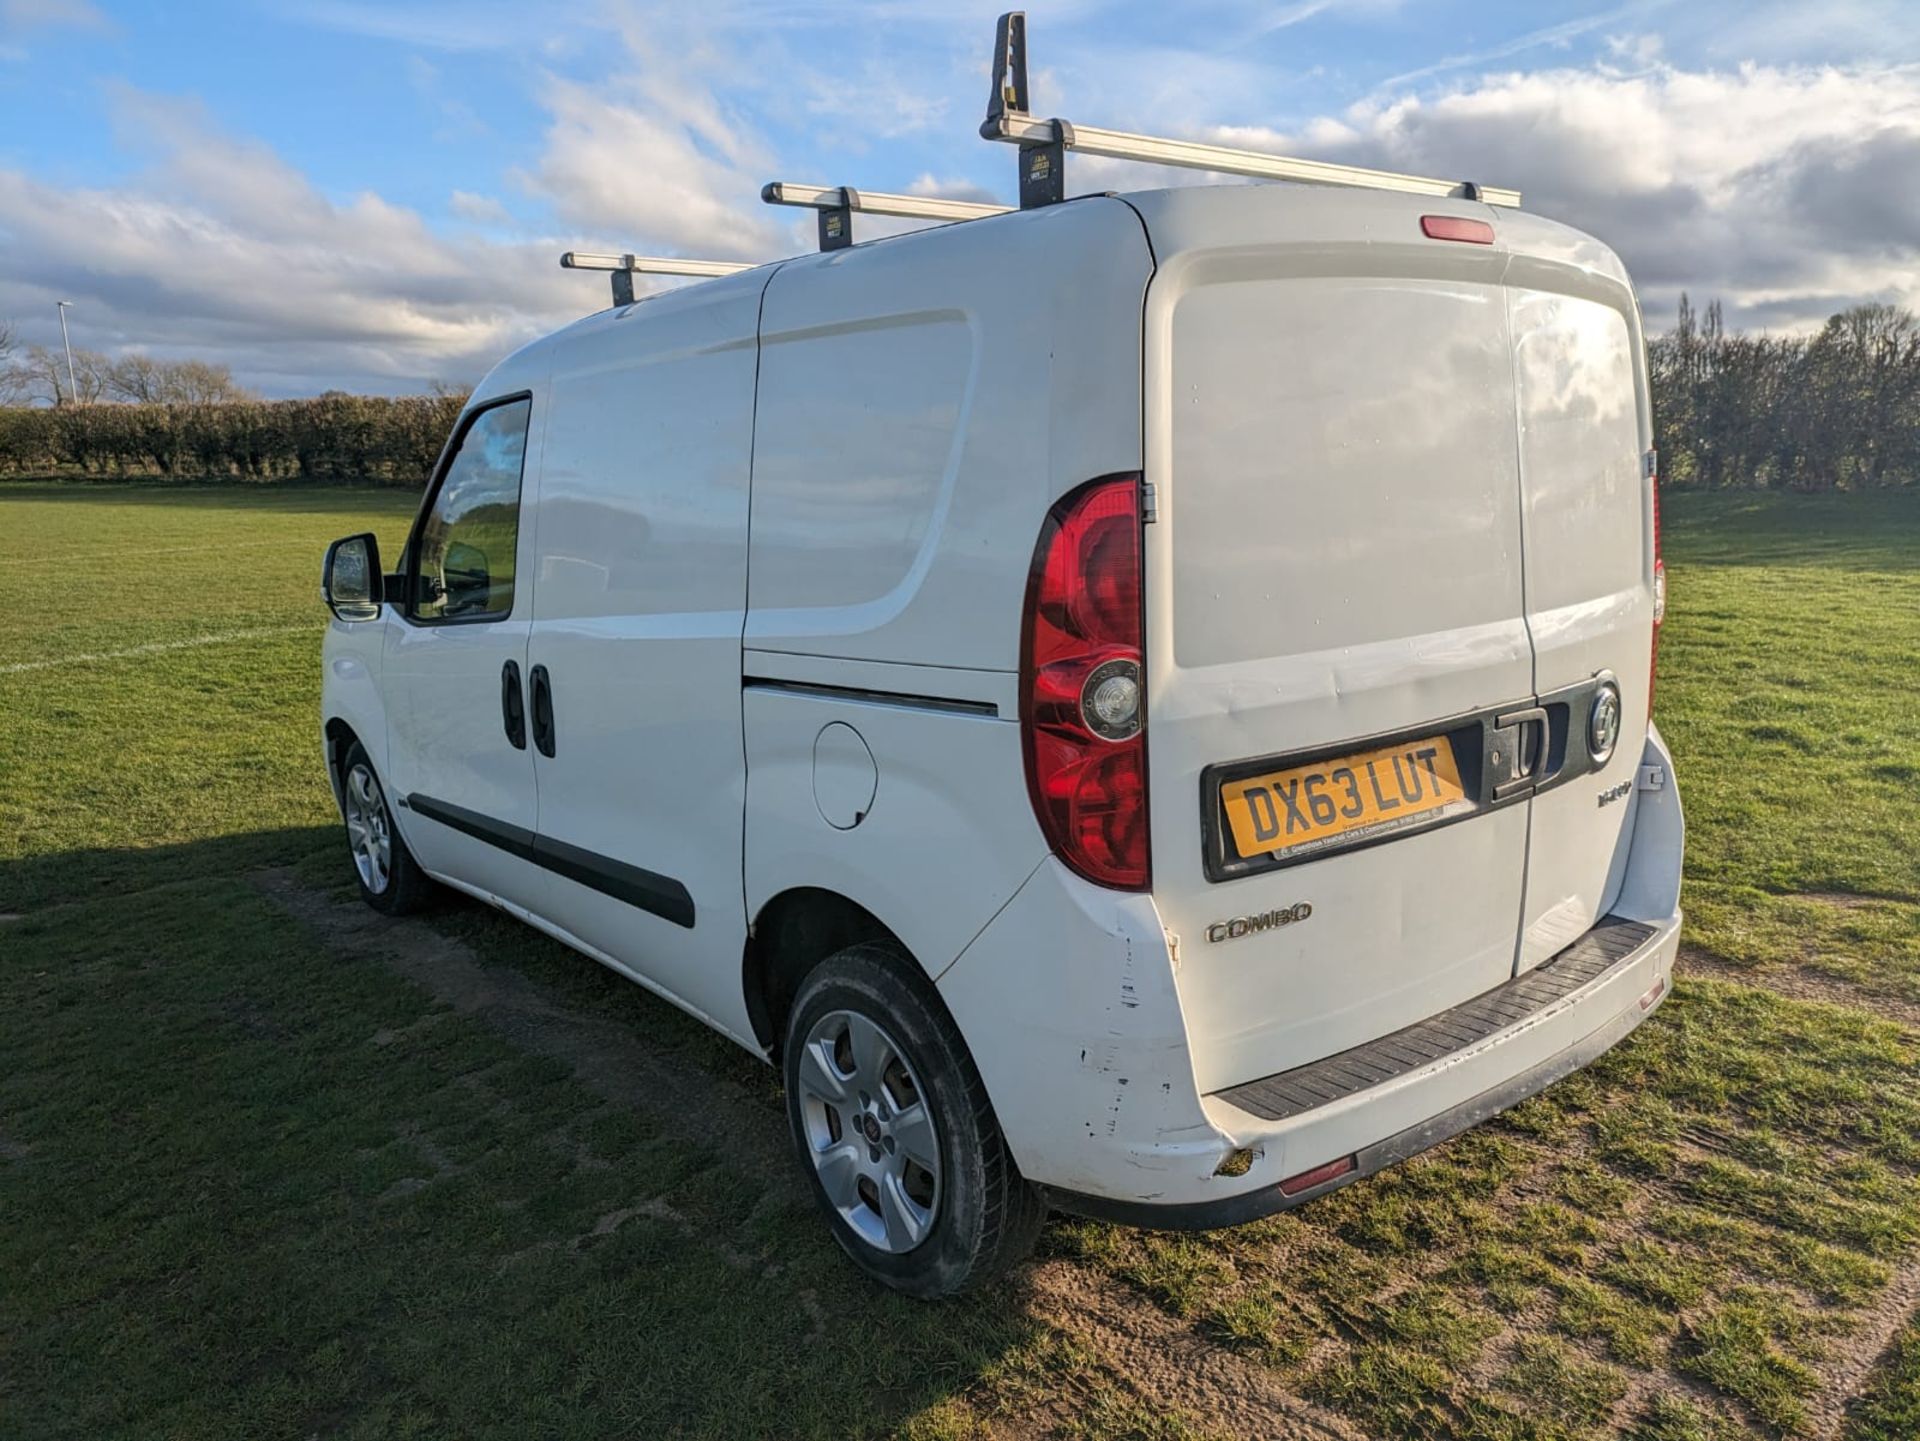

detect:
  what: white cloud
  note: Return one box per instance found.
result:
[509,10,790,263]
[513,73,783,262]
[0,88,589,395]
[0,14,795,395]
[1199,60,1920,331]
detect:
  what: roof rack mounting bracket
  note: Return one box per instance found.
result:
[978,10,1520,209]
[819,194,853,251]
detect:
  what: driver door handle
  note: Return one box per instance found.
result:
[529,665,556,758]
[500,660,526,750]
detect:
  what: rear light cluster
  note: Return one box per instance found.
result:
[1649,450,1665,717]
[1021,476,1150,890]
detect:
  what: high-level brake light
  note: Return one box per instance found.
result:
[1420,215,1494,245]
[1021,477,1149,890]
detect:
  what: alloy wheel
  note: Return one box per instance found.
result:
[343,762,392,895]
[794,1009,942,1253]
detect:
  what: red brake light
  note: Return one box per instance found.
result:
[1649,450,1664,718]
[1420,215,1494,245]
[1022,477,1149,890]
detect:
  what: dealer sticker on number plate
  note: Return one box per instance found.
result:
[1219,736,1472,863]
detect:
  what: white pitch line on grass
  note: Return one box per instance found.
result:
[2,537,319,567]
[0,624,315,675]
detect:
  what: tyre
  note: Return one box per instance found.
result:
[338,740,434,916]
[783,943,1047,1297]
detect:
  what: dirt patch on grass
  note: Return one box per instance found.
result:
[1018,1259,1366,1440]
[1806,1276,1920,1440]
[252,870,797,1192]
[1678,946,1920,1032]
[1799,892,1899,912]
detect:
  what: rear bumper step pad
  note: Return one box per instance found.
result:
[1214,915,1658,1123]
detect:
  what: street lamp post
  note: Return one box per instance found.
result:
[55,300,79,406]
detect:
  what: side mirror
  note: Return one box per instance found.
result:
[322,533,383,622]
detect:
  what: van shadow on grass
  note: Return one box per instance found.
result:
[0,831,1049,1439]
[0,825,340,914]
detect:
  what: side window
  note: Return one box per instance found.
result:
[410,397,532,622]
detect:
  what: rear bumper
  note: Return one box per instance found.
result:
[1041,911,1677,1228]
[940,726,1684,1218]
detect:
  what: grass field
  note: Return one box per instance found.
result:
[3,480,1918,1440]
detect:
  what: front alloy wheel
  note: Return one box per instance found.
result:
[343,760,392,895]
[337,738,433,915]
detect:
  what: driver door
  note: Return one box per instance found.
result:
[383,392,545,913]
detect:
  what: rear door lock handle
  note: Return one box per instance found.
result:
[1491,705,1550,800]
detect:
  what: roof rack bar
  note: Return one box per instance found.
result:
[980,12,1520,210]
[559,251,754,305]
[762,183,1011,252]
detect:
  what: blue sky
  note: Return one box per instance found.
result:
[2,0,1917,395]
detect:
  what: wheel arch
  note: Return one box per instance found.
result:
[323,716,361,811]
[742,887,912,1058]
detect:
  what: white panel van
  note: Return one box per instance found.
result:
[320,177,1683,1297]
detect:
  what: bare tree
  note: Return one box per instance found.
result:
[0,320,23,404]
[4,343,112,406]
[105,353,256,405]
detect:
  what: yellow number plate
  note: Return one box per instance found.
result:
[1219,736,1470,862]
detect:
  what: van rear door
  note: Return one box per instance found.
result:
[1503,220,1658,968]
[1130,187,1536,1095]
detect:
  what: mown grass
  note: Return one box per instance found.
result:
[2,483,1918,1438]
[0,483,420,911]
[1655,491,1920,1008]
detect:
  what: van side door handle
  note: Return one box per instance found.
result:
[529,664,556,758]
[500,660,527,750]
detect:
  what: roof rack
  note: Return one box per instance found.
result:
[762,182,1011,251]
[560,15,1519,303]
[979,11,1520,210]
[560,251,754,305]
